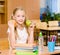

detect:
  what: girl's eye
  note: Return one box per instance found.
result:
[17,15,25,17]
[22,15,25,17]
[17,15,20,17]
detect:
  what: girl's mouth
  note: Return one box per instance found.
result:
[18,20,23,22]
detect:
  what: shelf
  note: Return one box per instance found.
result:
[0,5,4,13]
[0,0,6,24]
[0,0,4,2]
[0,4,4,6]
[0,12,4,13]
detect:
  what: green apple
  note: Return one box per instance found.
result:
[26,20,31,26]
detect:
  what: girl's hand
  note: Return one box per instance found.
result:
[28,22,35,32]
[28,43,37,48]
[8,20,15,29]
[28,43,34,48]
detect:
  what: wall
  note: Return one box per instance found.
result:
[57,0,60,13]
[46,0,57,13]
[7,0,25,20]
[25,0,40,20]
[7,0,40,20]
[40,0,46,14]
[45,0,60,13]
[40,0,60,14]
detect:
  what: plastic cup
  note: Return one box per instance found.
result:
[48,42,55,52]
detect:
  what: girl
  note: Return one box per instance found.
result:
[7,7,35,54]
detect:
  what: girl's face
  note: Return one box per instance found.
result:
[13,10,25,25]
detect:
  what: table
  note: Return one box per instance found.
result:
[40,27,60,46]
[0,46,60,55]
[12,46,60,55]
[39,46,60,55]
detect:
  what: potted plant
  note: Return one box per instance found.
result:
[53,13,60,21]
[41,6,52,23]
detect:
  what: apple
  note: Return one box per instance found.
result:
[26,20,31,26]
[10,20,17,27]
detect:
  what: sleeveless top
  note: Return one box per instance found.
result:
[16,27,28,43]
[7,27,28,44]
[7,27,33,50]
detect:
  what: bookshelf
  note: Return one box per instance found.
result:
[0,0,7,24]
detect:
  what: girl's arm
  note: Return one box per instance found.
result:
[8,28,33,48]
[28,22,35,44]
[28,30,34,44]
[8,21,33,49]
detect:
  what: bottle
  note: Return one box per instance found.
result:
[38,32,43,52]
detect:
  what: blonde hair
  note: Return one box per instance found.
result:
[13,7,25,15]
[11,7,29,39]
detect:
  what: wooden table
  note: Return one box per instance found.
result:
[0,46,60,55]
[39,46,60,55]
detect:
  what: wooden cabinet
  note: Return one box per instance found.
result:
[0,0,7,24]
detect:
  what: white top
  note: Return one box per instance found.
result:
[16,27,28,43]
[7,27,28,44]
